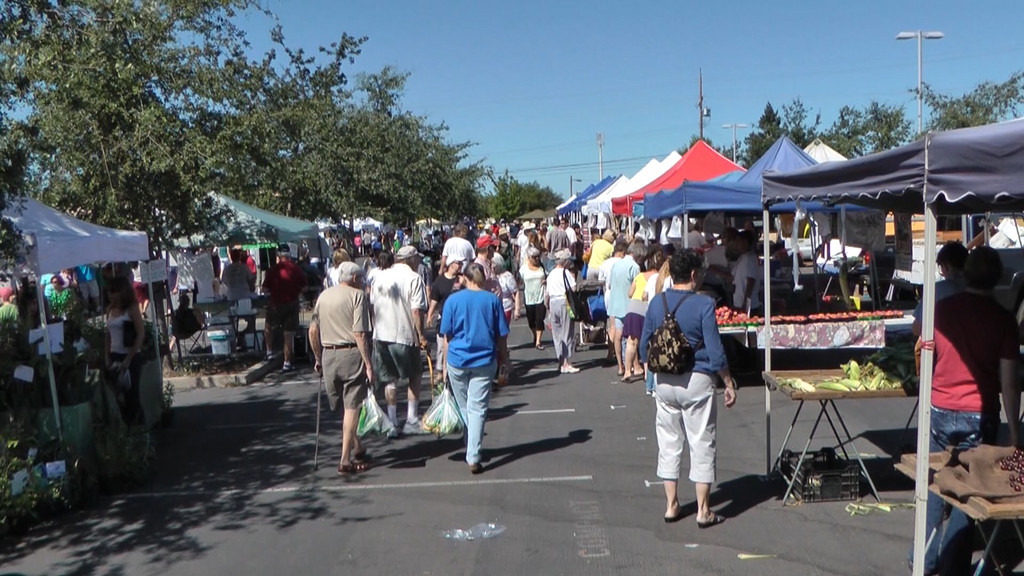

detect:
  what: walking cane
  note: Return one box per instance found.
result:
[313,372,324,471]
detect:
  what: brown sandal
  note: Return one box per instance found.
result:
[338,460,371,475]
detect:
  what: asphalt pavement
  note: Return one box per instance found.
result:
[0,318,976,576]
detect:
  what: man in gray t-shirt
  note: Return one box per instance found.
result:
[546,218,572,254]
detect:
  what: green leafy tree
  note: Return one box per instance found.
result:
[780,98,821,148]
[822,101,912,158]
[741,102,783,166]
[486,173,559,220]
[1,0,268,251]
[923,71,1024,131]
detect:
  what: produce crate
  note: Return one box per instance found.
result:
[779,447,860,502]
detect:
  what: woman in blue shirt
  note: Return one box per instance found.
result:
[439,262,510,474]
[639,250,737,527]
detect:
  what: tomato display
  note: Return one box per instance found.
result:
[715,306,904,327]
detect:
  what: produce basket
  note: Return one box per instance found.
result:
[780,447,860,503]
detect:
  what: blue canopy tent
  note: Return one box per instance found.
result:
[558,175,619,215]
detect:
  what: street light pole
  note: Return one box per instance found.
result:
[722,123,749,163]
[569,175,582,197]
[897,30,944,134]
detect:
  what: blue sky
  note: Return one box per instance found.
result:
[245,0,1024,199]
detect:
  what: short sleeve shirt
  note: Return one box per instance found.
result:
[311,285,371,345]
[607,256,639,318]
[370,263,428,346]
[442,237,475,267]
[263,260,306,305]
[545,267,576,299]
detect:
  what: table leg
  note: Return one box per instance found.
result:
[827,400,881,502]
[821,400,851,460]
[894,398,919,456]
[781,403,825,506]
[974,520,1003,576]
[771,400,805,477]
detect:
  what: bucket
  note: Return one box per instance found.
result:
[209,330,234,355]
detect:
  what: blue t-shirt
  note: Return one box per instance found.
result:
[440,289,509,369]
[76,265,97,282]
[607,256,639,319]
[639,289,727,376]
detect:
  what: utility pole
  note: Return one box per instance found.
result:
[596,132,605,179]
[698,69,704,141]
[722,123,749,163]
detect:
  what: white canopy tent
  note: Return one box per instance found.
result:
[3,198,151,443]
[803,138,848,164]
[5,198,150,276]
[583,152,682,215]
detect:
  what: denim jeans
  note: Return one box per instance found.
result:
[911,406,998,575]
[447,362,497,465]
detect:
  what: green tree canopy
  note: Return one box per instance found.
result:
[487,172,560,221]
[924,71,1024,132]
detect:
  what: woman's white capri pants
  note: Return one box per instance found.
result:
[655,371,717,484]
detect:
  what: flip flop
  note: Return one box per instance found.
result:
[664,506,685,523]
[353,450,372,461]
[696,513,725,529]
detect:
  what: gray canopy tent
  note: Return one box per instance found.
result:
[762,118,1024,576]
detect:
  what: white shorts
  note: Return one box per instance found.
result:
[654,371,717,484]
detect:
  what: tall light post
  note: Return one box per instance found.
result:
[569,176,582,197]
[896,30,944,133]
[722,123,749,163]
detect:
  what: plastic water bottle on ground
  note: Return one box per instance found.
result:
[442,523,506,541]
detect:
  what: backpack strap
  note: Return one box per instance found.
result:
[660,291,692,319]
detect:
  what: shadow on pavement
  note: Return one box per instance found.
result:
[483,429,592,471]
[0,390,356,576]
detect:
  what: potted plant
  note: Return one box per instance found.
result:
[160,381,174,427]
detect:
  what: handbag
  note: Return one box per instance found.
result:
[562,270,586,321]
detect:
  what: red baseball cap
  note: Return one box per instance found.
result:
[476,235,497,249]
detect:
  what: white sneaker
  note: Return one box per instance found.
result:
[402,419,429,435]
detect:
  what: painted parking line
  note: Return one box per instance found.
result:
[206,408,576,430]
[119,474,595,499]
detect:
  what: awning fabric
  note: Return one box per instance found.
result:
[583,152,681,215]
[612,141,742,215]
[645,136,818,219]
[558,175,619,214]
[4,198,150,275]
[763,119,1024,214]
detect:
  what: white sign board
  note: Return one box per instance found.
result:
[139,259,167,284]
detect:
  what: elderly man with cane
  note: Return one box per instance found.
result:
[309,261,374,474]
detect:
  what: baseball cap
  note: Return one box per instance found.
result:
[396,245,422,260]
[0,287,13,301]
[476,235,497,249]
[338,262,365,283]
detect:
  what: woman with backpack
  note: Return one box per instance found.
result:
[638,249,737,527]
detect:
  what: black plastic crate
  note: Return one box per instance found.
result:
[780,447,860,502]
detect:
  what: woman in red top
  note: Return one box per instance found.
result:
[916,246,1020,575]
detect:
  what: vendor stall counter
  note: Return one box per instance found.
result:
[764,369,914,505]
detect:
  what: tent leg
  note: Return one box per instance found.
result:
[37,287,63,445]
[762,208,773,477]
[911,198,938,576]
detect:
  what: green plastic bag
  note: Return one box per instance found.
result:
[422,382,464,437]
[356,393,394,437]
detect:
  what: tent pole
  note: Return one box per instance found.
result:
[762,208,773,476]
[683,212,689,249]
[146,262,162,387]
[37,286,63,444]
[911,141,936,576]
